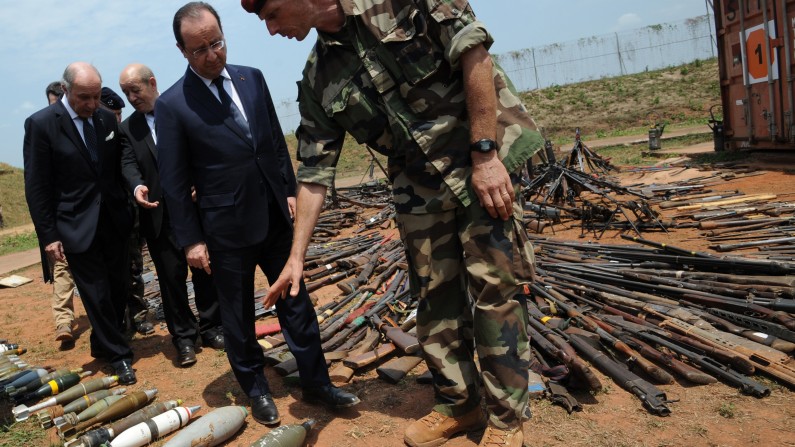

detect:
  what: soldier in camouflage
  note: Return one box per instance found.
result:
[243,1,543,446]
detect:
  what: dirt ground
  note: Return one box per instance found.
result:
[2,152,795,447]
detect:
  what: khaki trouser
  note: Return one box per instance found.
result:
[51,259,75,328]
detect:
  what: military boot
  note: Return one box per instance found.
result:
[478,423,524,447]
[404,406,487,447]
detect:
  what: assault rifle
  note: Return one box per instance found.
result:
[602,316,770,397]
[525,313,602,391]
[557,328,673,416]
[537,283,718,385]
[530,283,674,384]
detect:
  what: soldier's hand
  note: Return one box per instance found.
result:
[185,242,211,274]
[45,241,65,264]
[471,151,514,220]
[264,256,303,309]
[287,196,296,220]
[134,185,159,209]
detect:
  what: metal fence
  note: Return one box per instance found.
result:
[274,14,717,134]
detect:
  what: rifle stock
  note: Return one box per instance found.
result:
[376,356,424,384]
[526,316,602,391]
[370,315,420,355]
[343,343,396,370]
[330,329,381,383]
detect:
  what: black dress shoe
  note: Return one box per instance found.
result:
[302,384,360,409]
[135,321,155,335]
[250,394,280,426]
[201,333,225,350]
[111,360,137,385]
[177,345,197,367]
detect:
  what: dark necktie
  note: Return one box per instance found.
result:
[212,76,252,141]
[81,117,99,164]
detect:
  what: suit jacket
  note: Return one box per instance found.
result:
[24,101,132,253]
[120,110,166,240]
[156,64,297,251]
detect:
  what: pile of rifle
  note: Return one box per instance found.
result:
[300,231,405,293]
[138,168,795,419]
[310,209,360,241]
[327,180,392,210]
[523,132,666,238]
[632,175,795,255]
[137,207,403,328]
[524,234,795,416]
[257,233,423,385]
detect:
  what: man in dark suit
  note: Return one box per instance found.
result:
[23,62,136,385]
[99,86,157,340]
[156,2,359,425]
[40,80,80,348]
[119,63,224,368]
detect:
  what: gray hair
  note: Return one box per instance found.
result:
[61,63,102,91]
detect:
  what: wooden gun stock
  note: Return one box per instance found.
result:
[371,315,420,355]
[343,343,396,370]
[376,356,424,384]
[330,330,380,383]
[304,262,340,279]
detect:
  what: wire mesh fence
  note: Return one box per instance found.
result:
[274,14,717,134]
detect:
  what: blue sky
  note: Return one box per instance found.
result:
[1,0,711,169]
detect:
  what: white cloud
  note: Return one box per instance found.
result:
[13,101,36,116]
[612,13,643,32]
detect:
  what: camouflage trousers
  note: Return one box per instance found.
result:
[395,193,535,428]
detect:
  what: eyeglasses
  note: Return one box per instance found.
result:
[190,40,225,58]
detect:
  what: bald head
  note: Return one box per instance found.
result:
[62,62,102,118]
[119,63,159,114]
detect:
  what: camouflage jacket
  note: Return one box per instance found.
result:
[296,0,543,214]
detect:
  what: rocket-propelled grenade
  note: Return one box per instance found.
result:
[6,367,82,399]
[250,419,317,447]
[12,371,93,421]
[60,389,158,440]
[39,387,126,429]
[162,405,248,447]
[65,399,183,447]
[109,405,200,447]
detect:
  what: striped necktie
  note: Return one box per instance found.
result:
[81,117,99,164]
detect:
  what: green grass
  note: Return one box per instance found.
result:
[717,402,737,419]
[0,231,38,256]
[593,133,715,166]
[688,151,752,165]
[0,420,51,447]
[523,58,720,143]
[284,133,388,180]
[0,164,31,228]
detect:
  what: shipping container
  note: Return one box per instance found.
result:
[715,0,795,150]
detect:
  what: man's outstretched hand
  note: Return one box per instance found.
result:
[263,256,304,309]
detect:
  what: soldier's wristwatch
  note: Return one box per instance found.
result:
[470,139,497,153]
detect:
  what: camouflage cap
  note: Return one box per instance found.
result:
[241,0,266,14]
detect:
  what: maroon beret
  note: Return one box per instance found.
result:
[241,0,266,14]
